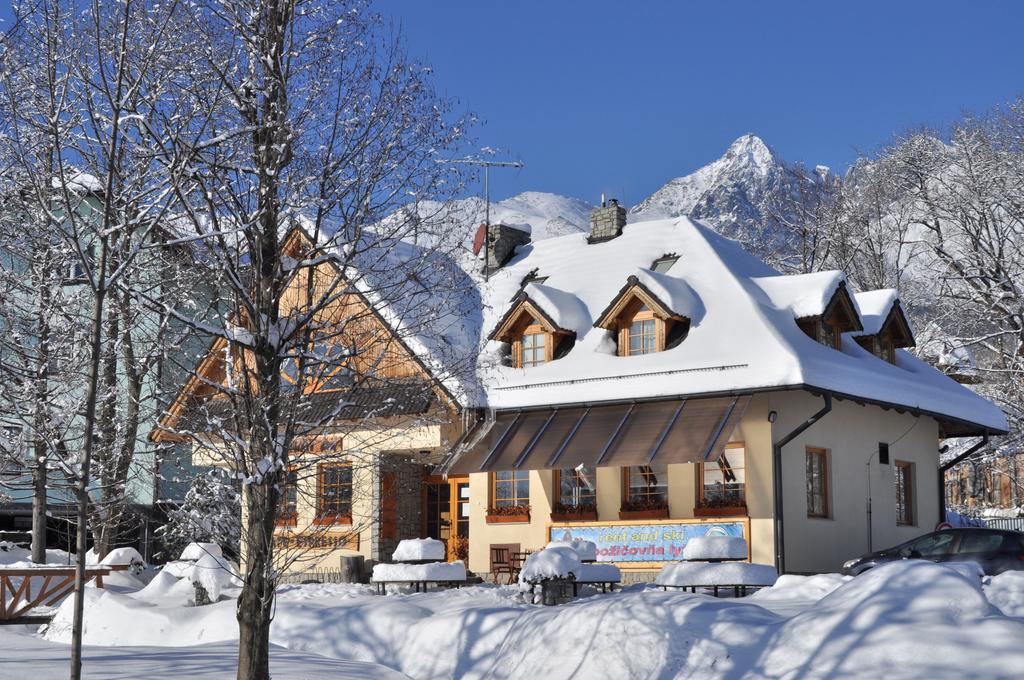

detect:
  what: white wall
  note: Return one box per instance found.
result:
[768,391,940,574]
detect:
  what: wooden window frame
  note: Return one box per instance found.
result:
[697,443,747,508]
[515,323,550,368]
[618,307,667,357]
[806,447,831,519]
[277,465,299,527]
[622,465,669,505]
[314,462,353,525]
[553,467,597,508]
[895,460,914,526]
[490,469,530,508]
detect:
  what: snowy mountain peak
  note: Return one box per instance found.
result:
[724,133,777,174]
[628,135,816,259]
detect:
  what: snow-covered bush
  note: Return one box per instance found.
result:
[157,468,240,561]
[189,551,241,603]
[518,546,581,605]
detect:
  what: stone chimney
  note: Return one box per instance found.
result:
[588,197,627,243]
[485,223,531,272]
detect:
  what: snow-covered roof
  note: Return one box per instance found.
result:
[852,289,911,337]
[752,270,855,320]
[632,268,703,321]
[467,217,1005,435]
[518,283,590,335]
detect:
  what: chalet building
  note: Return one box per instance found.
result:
[441,202,1006,575]
[160,203,1007,576]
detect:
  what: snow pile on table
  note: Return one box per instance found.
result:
[545,538,596,562]
[518,546,581,584]
[190,552,242,602]
[656,561,777,587]
[576,563,620,582]
[391,538,445,562]
[372,561,466,583]
[681,535,746,561]
[749,573,850,602]
[179,542,223,561]
[985,571,1024,617]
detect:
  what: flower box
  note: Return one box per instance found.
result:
[312,513,352,526]
[619,507,669,520]
[486,512,531,524]
[276,512,298,528]
[693,505,748,518]
[550,509,598,522]
[487,505,531,524]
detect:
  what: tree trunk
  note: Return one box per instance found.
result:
[69,284,106,680]
[31,272,51,565]
[31,457,47,564]
[236,483,277,680]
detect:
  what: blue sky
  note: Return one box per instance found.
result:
[385,1,1024,204]
[3,2,1020,205]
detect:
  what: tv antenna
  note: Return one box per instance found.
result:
[442,157,524,227]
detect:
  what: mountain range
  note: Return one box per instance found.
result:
[443,133,827,249]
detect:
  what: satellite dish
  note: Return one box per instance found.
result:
[471,223,487,255]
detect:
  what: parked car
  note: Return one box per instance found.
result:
[841,528,1024,576]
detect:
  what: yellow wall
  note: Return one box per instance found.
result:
[465,394,776,574]
[463,391,940,576]
[767,390,940,574]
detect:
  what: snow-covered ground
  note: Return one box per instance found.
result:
[1,559,1018,679]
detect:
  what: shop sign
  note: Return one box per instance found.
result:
[551,521,745,563]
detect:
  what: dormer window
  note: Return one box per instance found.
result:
[488,286,581,368]
[594,273,697,358]
[795,281,862,351]
[852,297,914,365]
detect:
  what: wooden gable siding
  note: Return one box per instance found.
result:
[277,254,421,384]
[154,227,448,440]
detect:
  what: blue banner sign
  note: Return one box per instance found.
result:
[550,521,746,563]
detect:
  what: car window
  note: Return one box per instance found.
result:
[908,532,956,556]
[957,533,1004,554]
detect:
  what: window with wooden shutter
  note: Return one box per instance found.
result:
[806,448,830,518]
[895,460,914,525]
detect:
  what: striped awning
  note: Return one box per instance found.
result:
[445,395,750,474]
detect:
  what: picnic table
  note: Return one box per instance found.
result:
[572,564,621,595]
[0,564,129,624]
[373,579,465,595]
[659,583,766,597]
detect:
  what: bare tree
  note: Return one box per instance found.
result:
[136,2,476,678]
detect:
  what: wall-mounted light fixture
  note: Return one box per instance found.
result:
[767,410,778,423]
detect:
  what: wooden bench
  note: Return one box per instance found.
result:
[0,565,120,624]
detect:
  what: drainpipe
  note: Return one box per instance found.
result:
[773,393,832,575]
[937,435,988,525]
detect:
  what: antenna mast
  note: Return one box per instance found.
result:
[444,158,524,227]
